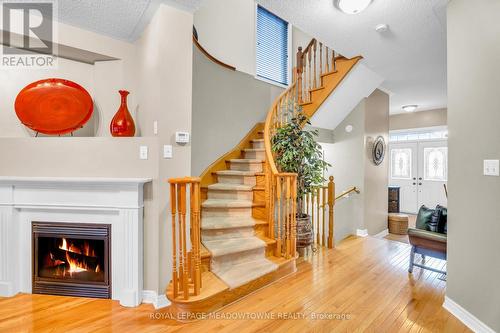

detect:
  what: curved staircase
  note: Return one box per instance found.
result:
[166,35,363,319]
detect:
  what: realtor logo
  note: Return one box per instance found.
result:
[1,1,57,68]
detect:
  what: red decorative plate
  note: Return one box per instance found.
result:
[15,78,93,135]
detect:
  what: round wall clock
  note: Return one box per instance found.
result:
[372,136,386,166]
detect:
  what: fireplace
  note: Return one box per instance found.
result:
[32,222,111,299]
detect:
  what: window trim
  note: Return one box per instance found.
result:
[254,3,292,88]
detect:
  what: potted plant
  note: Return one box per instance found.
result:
[271,105,330,255]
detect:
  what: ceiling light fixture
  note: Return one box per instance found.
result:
[402,105,418,112]
[334,0,373,14]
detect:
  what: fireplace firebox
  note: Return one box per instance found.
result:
[32,222,111,299]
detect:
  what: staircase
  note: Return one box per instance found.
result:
[165,35,362,319]
[201,134,278,289]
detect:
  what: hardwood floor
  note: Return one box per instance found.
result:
[0,236,469,333]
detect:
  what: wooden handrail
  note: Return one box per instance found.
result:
[192,35,236,71]
[335,186,360,201]
[168,177,202,300]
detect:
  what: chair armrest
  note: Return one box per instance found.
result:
[408,228,447,254]
[408,228,447,243]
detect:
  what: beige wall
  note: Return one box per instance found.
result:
[191,45,282,176]
[323,103,365,242]
[194,0,313,78]
[447,1,500,331]
[389,108,447,130]
[363,89,389,235]
[194,0,256,75]
[322,89,389,242]
[0,4,193,295]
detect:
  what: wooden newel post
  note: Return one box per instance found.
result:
[327,176,335,249]
[296,46,303,103]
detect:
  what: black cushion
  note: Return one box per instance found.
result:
[416,205,435,231]
[429,208,441,232]
[437,205,447,234]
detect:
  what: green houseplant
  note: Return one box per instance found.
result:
[271,105,330,252]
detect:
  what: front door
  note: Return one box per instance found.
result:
[389,140,448,214]
[389,142,419,213]
[417,140,448,209]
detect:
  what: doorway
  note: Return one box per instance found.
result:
[389,139,448,214]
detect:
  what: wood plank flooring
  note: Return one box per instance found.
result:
[0,236,469,333]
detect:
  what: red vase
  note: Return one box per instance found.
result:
[110,90,136,137]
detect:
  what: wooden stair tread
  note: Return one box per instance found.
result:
[202,199,253,208]
[320,70,339,77]
[201,244,211,258]
[207,183,253,191]
[166,271,228,303]
[256,234,277,245]
[242,148,265,152]
[213,170,257,176]
[228,159,264,163]
[309,86,325,93]
[253,186,265,191]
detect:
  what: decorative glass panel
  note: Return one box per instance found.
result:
[424,147,448,181]
[391,148,412,179]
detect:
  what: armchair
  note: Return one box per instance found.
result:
[408,205,447,274]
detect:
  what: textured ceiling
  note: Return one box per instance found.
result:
[56,0,204,42]
[256,0,448,114]
[57,0,447,114]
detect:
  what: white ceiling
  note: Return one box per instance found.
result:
[256,0,448,114]
[56,0,447,114]
[56,0,203,42]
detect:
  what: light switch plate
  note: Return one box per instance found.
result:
[175,131,190,144]
[139,146,148,160]
[163,145,173,159]
[153,121,158,135]
[483,159,499,176]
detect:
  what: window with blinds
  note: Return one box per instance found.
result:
[256,6,289,86]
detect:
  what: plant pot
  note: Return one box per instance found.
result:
[296,214,313,256]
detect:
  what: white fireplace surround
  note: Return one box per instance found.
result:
[0,177,151,307]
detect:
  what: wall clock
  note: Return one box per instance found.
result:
[372,136,386,166]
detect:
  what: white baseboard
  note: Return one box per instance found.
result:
[443,296,496,333]
[142,290,171,309]
[373,228,389,238]
[356,229,368,237]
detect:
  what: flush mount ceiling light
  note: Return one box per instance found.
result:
[334,0,373,14]
[402,104,418,112]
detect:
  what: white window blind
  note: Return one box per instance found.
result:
[256,6,289,86]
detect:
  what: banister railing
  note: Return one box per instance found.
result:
[168,177,202,300]
[303,176,335,248]
[336,186,360,201]
[264,37,342,252]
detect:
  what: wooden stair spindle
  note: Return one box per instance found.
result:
[276,176,282,257]
[316,188,321,245]
[297,47,303,104]
[191,181,202,294]
[325,47,330,73]
[292,176,297,256]
[322,187,327,246]
[332,49,336,72]
[327,176,335,248]
[170,183,179,299]
[178,183,189,299]
[313,40,317,89]
[286,176,291,259]
[319,42,323,76]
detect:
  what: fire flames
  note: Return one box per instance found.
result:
[59,238,96,257]
[45,238,101,276]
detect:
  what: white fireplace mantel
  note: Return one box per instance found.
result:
[0,176,152,307]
